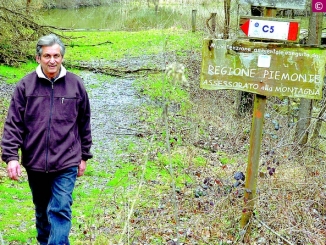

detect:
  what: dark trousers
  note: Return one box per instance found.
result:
[27,166,78,245]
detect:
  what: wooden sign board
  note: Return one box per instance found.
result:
[200,39,326,99]
[239,16,300,42]
[239,0,308,10]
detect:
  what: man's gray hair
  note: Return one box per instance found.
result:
[36,34,65,57]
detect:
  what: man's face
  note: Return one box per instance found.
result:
[36,44,63,79]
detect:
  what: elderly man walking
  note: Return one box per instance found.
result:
[1,34,93,244]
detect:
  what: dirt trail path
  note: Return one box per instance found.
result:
[80,72,145,166]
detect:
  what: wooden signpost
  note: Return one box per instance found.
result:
[200,0,326,240]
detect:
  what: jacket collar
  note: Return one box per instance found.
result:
[36,65,67,82]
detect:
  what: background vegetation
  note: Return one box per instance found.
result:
[0,0,326,244]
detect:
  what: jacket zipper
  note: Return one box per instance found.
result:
[45,81,54,173]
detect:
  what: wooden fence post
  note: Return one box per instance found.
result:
[192,9,197,32]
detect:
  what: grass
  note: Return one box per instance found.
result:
[0,62,36,84]
[62,29,202,65]
[0,167,37,244]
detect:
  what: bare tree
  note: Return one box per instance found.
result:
[295,12,323,144]
[0,1,58,65]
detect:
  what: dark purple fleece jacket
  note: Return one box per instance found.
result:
[1,66,92,172]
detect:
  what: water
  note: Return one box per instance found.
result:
[39,5,120,29]
[38,3,225,31]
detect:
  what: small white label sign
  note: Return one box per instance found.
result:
[258,55,271,68]
[248,20,290,40]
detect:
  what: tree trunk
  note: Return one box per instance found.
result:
[223,0,231,39]
[236,91,254,116]
[206,13,217,38]
[311,100,326,141]
[295,12,323,144]
[295,99,313,144]
[154,0,159,13]
[26,0,31,13]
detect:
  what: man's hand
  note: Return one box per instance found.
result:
[77,160,87,177]
[7,160,21,181]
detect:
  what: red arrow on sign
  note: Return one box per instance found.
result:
[240,18,299,41]
[240,20,250,35]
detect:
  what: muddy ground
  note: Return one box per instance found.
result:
[82,73,144,163]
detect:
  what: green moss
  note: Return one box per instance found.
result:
[63,29,201,63]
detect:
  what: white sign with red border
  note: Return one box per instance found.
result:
[241,18,300,41]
